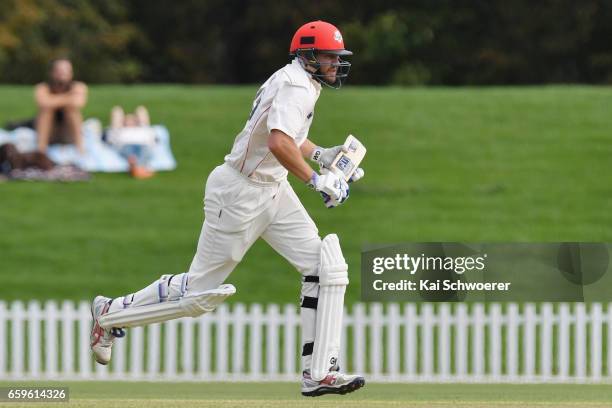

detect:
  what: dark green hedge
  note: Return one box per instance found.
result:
[1,0,611,85]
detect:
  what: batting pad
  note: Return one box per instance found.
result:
[311,234,349,381]
[98,284,236,329]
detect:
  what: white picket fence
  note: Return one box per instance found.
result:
[0,301,611,382]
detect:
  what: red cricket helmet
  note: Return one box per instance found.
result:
[289,20,353,56]
[289,21,352,89]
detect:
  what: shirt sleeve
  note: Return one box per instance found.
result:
[267,83,310,140]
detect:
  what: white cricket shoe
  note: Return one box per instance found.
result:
[90,296,124,365]
[301,366,365,397]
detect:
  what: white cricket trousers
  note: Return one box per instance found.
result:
[108,163,323,371]
[188,163,321,288]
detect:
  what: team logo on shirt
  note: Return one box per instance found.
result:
[333,30,343,43]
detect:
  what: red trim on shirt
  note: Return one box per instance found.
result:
[248,152,271,178]
[239,106,271,174]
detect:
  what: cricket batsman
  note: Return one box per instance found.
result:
[90,20,366,397]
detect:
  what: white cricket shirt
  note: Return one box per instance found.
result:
[225,58,321,182]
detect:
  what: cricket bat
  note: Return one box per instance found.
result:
[329,134,367,181]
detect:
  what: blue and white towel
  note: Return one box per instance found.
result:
[0,119,177,172]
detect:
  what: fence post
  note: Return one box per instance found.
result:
[146,323,161,379]
[111,322,129,379]
[472,303,485,378]
[606,303,612,377]
[266,304,280,379]
[353,303,366,375]
[232,304,246,377]
[488,303,502,379]
[523,303,536,379]
[164,319,178,378]
[198,314,211,379]
[249,303,263,379]
[575,303,587,378]
[112,322,127,379]
[215,304,229,380]
[77,302,91,379]
[438,303,451,380]
[404,303,417,380]
[60,301,75,377]
[28,301,42,379]
[590,303,602,380]
[387,303,401,380]
[540,303,553,378]
[558,303,570,379]
[608,303,612,377]
[283,304,298,378]
[506,303,519,379]
[181,317,194,379]
[370,303,383,379]
[455,303,468,378]
[11,301,25,378]
[0,301,5,379]
[421,304,434,380]
[130,326,144,379]
[44,301,58,379]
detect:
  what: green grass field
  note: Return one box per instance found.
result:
[1,381,612,407]
[0,85,611,303]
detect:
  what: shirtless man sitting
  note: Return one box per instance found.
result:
[35,59,88,153]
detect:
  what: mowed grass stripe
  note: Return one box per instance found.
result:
[2,382,612,404]
[5,399,610,408]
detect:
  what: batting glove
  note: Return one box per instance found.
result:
[310,144,348,170]
[306,170,349,208]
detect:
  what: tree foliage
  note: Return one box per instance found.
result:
[0,0,611,85]
[0,0,141,83]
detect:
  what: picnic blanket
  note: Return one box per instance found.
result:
[8,165,90,182]
[0,119,177,172]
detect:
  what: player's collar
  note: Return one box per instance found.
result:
[292,58,322,91]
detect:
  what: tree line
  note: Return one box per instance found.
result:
[1,0,611,85]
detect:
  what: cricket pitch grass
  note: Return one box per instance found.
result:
[1,382,612,408]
